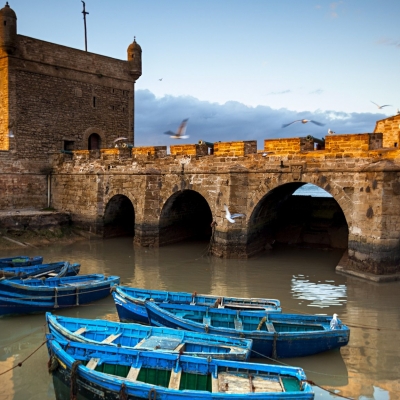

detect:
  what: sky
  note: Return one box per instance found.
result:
[8,0,400,147]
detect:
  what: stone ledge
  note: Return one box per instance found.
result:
[336,265,400,283]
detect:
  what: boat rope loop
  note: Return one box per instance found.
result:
[148,388,157,399]
[47,355,59,373]
[272,332,278,359]
[70,360,82,400]
[119,383,128,400]
[204,324,209,333]
[257,316,267,330]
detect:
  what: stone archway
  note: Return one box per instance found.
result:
[159,189,213,246]
[103,194,135,238]
[246,182,349,256]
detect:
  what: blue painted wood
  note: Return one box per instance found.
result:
[112,285,281,324]
[144,302,350,359]
[0,261,80,279]
[47,335,315,399]
[46,312,253,361]
[0,255,43,267]
[0,274,120,316]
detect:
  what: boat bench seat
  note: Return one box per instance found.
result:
[126,365,141,382]
[86,357,100,370]
[217,372,282,393]
[168,368,182,389]
[101,333,121,344]
[175,312,195,318]
[265,322,275,332]
[74,327,87,335]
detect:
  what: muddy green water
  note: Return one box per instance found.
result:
[0,238,399,399]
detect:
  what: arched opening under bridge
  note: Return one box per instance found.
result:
[159,190,213,246]
[103,194,135,238]
[247,183,348,256]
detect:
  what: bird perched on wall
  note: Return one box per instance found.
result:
[371,101,391,109]
[164,119,189,139]
[328,129,335,135]
[224,204,245,223]
[282,119,325,128]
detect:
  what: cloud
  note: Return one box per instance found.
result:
[329,1,344,18]
[134,89,385,149]
[376,37,400,48]
[309,89,324,95]
[267,90,292,95]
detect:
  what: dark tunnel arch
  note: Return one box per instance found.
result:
[159,190,213,246]
[103,194,135,238]
[247,182,348,256]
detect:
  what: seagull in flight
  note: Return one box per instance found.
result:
[282,119,325,128]
[371,101,391,109]
[328,129,335,135]
[159,78,163,81]
[164,119,189,139]
[224,204,245,223]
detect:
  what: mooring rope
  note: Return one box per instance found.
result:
[250,348,353,399]
[0,339,48,376]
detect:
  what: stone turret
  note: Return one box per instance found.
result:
[0,2,17,55]
[127,37,142,80]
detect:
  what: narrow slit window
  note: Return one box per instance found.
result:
[93,96,96,108]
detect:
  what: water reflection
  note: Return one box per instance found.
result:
[0,238,399,399]
[291,275,347,309]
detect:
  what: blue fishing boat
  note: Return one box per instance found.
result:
[0,261,80,279]
[0,255,43,267]
[46,313,253,361]
[144,302,350,359]
[112,285,281,324]
[47,335,315,399]
[0,274,120,317]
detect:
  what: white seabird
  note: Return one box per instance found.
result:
[164,119,189,139]
[282,119,325,128]
[224,204,245,223]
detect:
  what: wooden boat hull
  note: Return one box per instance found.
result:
[0,255,43,267]
[0,274,120,316]
[47,336,314,399]
[0,261,80,279]
[145,302,350,359]
[46,312,253,361]
[112,285,281,324]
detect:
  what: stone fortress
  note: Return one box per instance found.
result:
[1,2,400,279]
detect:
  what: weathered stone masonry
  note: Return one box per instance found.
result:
[50,127,400,276]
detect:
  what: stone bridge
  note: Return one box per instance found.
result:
[51,124,400,277]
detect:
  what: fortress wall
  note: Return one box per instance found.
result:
[374,114,400,148]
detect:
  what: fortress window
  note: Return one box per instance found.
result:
[4,21,6,26]
[395,142,398,148]
[63,140,74,151]
[93,96,96,108]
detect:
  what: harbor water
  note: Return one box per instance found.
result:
[0,237,399,399]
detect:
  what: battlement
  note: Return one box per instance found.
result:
[374,114,400,148]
